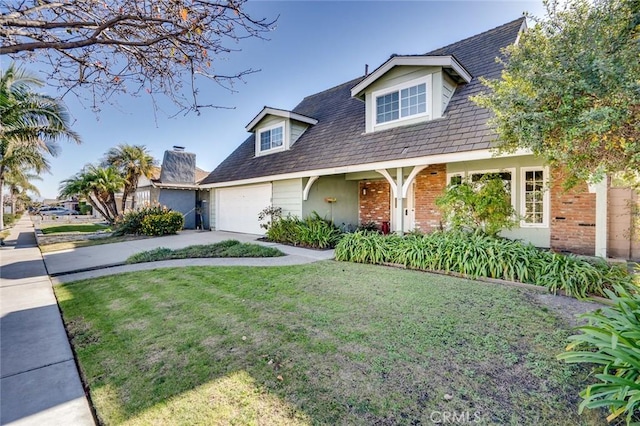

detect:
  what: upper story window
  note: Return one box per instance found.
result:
[375,80,428,125]
[258,124,284,153]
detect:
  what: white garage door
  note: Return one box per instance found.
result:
[217,183,272,234]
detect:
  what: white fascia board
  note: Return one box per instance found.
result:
[245,107,318,132]
[151,182,200,190]
[351,55,473,99]
[200,148,533,188]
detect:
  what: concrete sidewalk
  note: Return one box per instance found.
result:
[43,229,335,280]
[1,215,94,426]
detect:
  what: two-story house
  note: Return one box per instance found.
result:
[200,18,639,259]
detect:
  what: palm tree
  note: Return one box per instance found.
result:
[0,63,81,229]
[59,165,124,223]
[103,144,155,212]
[3,167,41,214]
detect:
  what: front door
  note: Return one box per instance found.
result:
[391,182,416,232]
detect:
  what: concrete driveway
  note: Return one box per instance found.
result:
[43,230,335,277]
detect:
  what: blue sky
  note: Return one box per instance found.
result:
[31,0,546,199]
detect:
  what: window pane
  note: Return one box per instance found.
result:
[260,132,270,151]
[399,83,427,118]
[523,170,545,224]
[376,92,400,123]
[271,127,283,147]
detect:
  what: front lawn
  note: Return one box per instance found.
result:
[54,262,604,425]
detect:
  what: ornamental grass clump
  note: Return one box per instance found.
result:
[335,231,636,299]
[558,284,640,425]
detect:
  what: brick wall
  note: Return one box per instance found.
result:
[550,168,596,255]
[414,164,447,232]
[359,180,390,226]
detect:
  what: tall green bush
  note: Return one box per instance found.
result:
[436,175,516,236]
[558,285,640,424]
[265,212,342,249]
[140,211,184,236]
[114,204,182,236]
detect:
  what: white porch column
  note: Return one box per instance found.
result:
[395,167,404,234]
[594,178,608,258]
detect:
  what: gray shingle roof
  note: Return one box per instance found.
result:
[201,18,524,185]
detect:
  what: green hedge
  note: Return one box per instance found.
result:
[266,212,342,249]
[114,205,183,236]
[140,211,184,236]
[335,231,636,299]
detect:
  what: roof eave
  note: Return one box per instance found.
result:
[350,55,473,99]
[245,107,318,132]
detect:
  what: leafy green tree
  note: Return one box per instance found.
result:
[59,165,124,224]
[103,144,156,212]
[473,0,640,187]
[0,63,80,229]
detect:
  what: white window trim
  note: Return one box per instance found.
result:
[520,166,550,228]
[256,120,287,156]
[446,172,465,185]
[372,75,432,128]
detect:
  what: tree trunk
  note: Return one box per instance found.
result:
[0,176,5,231]
[120,189,128,213]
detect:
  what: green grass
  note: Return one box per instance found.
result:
[54,262,605,425]
[126,240,284,264]
[40,223,111,234]
[39,235,150,253]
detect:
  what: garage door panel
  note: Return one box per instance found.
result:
[217,184,272,234]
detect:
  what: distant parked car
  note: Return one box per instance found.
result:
[39,208,79,216]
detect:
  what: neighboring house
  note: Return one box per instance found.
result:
[200,18,638,259]
[136,147,211,229]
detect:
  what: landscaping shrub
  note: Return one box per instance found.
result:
[558,284,640,424]
[3,213,18,228]
[436,174,516,236]
[335,231,636,299]
[114,204,181,236]
[265,212,342,249]
[140,211,184,236]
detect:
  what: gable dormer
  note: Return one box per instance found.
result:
[350,55,472,133]
[246,107,318,157]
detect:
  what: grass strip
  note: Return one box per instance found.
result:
[40,224,111,234]
[126,239,284,264]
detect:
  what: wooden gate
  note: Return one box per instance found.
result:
[608,187,640,260]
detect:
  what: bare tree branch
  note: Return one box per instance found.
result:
[1,0,277,113]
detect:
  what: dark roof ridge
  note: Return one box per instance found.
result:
[425,16,525,55]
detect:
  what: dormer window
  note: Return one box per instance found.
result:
[351,55,472,133]
[259,124,284,152]
[376,81,427,124]
[247,107,318,157]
